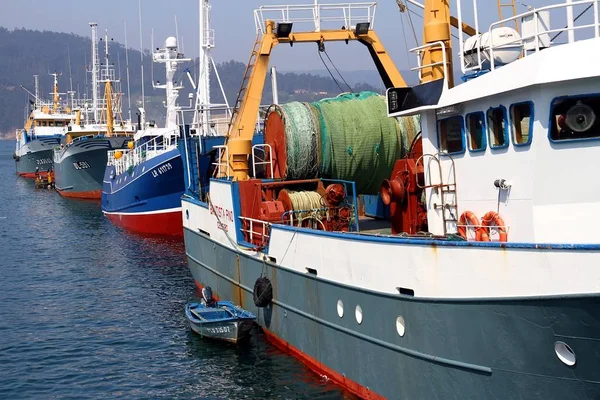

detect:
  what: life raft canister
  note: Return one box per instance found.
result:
[253,277,273,307]
[481,211,508,242]
[458,211,489,242]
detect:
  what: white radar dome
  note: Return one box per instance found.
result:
[165,37,177,50]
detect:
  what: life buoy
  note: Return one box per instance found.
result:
[481,211,508,242]
[253,277,273,307]
[458,211,489,242]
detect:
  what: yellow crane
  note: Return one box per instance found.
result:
[222,9,408,181]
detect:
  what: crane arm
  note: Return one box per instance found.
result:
[224,20,408,180]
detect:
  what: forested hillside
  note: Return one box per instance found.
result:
[0,27,379,138]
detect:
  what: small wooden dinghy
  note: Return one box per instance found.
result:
[185,287,256,343]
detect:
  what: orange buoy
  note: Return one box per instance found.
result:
[458,211,489,242]
[481,211,508,242]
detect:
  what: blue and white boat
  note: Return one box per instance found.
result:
[102,37,190,236]
[185,287,256,343]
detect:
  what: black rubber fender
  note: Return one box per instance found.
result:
[253,277,273,307]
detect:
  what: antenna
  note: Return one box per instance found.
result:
[34,75,39,108]
[67,45,74,93]
[124,21,132,122]
[151,28,156,88]
[175,15,180,47]
[89,22,100,122]
[138,0,145,112]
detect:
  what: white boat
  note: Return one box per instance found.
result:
[181,1,600,398]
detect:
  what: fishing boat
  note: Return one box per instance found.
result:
[102,1,234,235]
[185,287,256,343]
[14,73,76,178]
[181,1,600,398]
[53,23,135,199]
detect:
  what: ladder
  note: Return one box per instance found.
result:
[417,153,459,236]
[227,35,262,137]
[497,0,520,33]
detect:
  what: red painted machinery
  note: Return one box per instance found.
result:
[380,138,428,235]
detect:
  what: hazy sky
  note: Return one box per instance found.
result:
[0,0,580,73]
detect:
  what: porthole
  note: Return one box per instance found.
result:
[396,316,406,337]
[355,305,363,325]
[336,300,344,318]
[554,341,576,366]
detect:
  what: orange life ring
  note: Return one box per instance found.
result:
[481,211,508,242]
[458,211,489,241]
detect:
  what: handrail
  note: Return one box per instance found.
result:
[457,0,600,73]
[251,144,274,178]
[212,145,230,178]
[239,216,271,247]
[410,41,449,90]
[254,2,377,34]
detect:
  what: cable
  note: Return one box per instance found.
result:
[551,4,593,42]
[317,49,345,93]
[323,50,353,93]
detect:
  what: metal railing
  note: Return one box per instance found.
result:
[239,216,271,248]
[212,145,230,178]
[410,41,450,91]
[457,0,600,73]
[254,2,377,34]
[251,144,274,178]
[107,130,178,175]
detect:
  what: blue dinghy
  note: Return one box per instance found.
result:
[185,287,256,343]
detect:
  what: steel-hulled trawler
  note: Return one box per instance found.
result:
[181,1,600,398]
[102,0,233,236]
[14,73,76,178]
[54,24,135,199]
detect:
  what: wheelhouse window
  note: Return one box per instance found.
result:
[487,107,508,148]
[511,102,533,146]
[550,96,600,141]
[466,112,486,151]
[438,116,464,154]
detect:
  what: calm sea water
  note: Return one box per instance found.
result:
[0,140,351,399]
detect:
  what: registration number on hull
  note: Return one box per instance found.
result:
[73,161,91,170]
[151,162,173,178]
[36,158,52,165]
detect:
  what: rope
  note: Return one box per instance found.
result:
[286,191,325,227]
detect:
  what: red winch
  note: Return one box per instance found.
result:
[380,138,428,235]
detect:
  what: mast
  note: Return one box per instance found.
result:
[153,37,190,129]
[49,71,61,112]
[101,29,115,136]
[90,22,100,122]
[33,75,40,109]
[195,0,213,136]
[421,0,453,87]
[124,21,133,123]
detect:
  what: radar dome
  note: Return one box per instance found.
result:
[165,36,177,49]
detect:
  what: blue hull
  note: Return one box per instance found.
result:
[102,147,185,236]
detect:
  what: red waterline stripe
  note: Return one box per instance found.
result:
[56,189,102,199]
[105,211,183,237]
[261,328,384,400]
[192,281,383,399]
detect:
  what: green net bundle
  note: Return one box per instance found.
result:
[276,91,420,194]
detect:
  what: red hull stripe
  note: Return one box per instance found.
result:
[18,172,49,179]
[57,189,102,199]
[193,282,383,399]
[105,210,183,236]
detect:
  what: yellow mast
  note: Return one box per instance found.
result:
[224,17,407,181]
[51,72,60,113]
[421,0,453,87]
[103,81,114,137]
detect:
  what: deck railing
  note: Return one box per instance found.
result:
[107,130,178,176]
[254,2,377,34]
[457,0,600,73]
[239,216,271,248]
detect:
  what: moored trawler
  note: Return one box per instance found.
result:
[14,73,76,178]
[54,23,135,199]
[181,1,600,399]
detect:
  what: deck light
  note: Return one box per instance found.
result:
[355,22,370,36]
[276,22,293,38]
